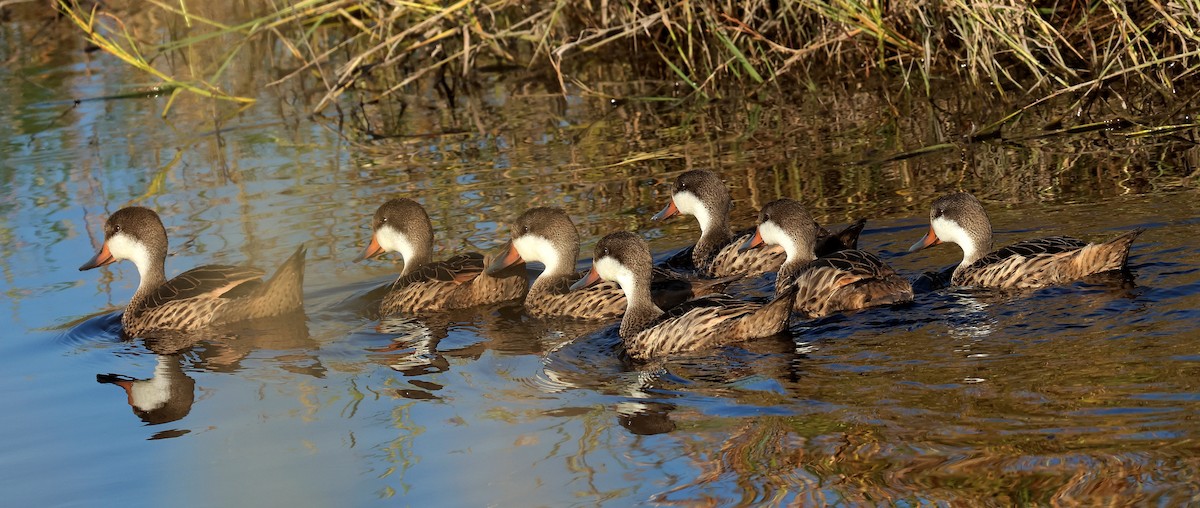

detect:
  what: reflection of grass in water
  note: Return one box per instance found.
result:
[659,413,1200,504]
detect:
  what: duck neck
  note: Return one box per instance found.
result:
[399,243,433,276]
[960,235,990,267]
[530,243,578,295]
[128,254,168,312]
[618,278,662,338]
[694,218,733,262]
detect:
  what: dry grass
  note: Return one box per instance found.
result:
[48,0,1200,114]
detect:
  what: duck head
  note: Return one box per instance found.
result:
[909,192,993,265]
[651,169,730,236]
[741,199,821,264]
[487,207,578,277]
[358,198,434,273]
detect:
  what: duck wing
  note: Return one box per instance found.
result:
[968,236,1087,270]
[809,250,896,279]
[646,293,756,330]
[391,253,485,290]
[142,264,266,310]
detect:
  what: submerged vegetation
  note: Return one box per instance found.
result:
[51,0,1200,109]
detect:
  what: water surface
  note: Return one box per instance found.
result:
[2,5,1200,506]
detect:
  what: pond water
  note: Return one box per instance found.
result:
[3,5,1200,506]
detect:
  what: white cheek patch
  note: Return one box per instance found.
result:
[514,235,563,275]
[107,233,153,278]
[376,225,416,264]
[595,256,638,301]
[931,216,976,262]
[756,220,798,262]
[672,190,712,234]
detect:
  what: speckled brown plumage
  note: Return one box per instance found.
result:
[362,199,527,315]
[488,207,730,320]
[574,231,796,361]
[79,206,307,337]
[378,253,527,315]
[750,199,913,317]
[910,192,1144,289]
[653,169,863,277]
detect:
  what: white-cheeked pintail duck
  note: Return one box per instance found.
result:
[908,192,1143,289]
[743,199,913,317]
[359,198,527,315]
[486,207,731,319]
[570,231,797,361]
[79,206,306,336]
[652,169,865,277]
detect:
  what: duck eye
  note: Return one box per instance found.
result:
[381,217,388,223]
[523,225,530,233]
[114,225,122,233]
[764,213,771,221]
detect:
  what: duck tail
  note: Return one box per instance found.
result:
[732,282,797,339]
[254,245,307,315]
[690,273,743,297]
[815,218,866,256]
[853,274,915,308]
[1077,229,1144,275]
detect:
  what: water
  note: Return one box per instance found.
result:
[3,6,1200,506]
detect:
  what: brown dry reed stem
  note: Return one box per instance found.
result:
[55,0,1200,115]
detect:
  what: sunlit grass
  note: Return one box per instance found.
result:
[53,0,1200,120]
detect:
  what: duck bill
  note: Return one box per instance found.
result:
[568,266,602,291]
[79,243,116,271]
[650,199,680,221]
[485,241,523,275]
[357,234,385,261]
[908,226,942,252]
[739,227,765,252]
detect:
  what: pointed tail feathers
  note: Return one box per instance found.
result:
[252,245,306,317]
[732,283,797,339]
[1075,229,1143,275]
[690,273,744,297]
[815,218,866,256]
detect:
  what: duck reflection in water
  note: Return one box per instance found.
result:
[127,311,324,378]
[97,354,195,426]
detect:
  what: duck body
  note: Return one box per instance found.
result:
[784,250,914,317]
[377,252,527,315]
[653,169,862,277]
[79,207,306,337]
[909,192,1143,289]
[571,231,795,361]
[488,207,729,320]
[746,199,913,317]
[360,199,526,315]
[945,234,1141,289]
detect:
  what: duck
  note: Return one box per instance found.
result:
[485,207,732,319]
[570,231,797,361]
[79,206,306,337]
[652,169,864,277]
[358,198,527,315]
[908,192,1143,289]
[742,199,913,317]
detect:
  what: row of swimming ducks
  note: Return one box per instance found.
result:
[79,170,1143,361]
